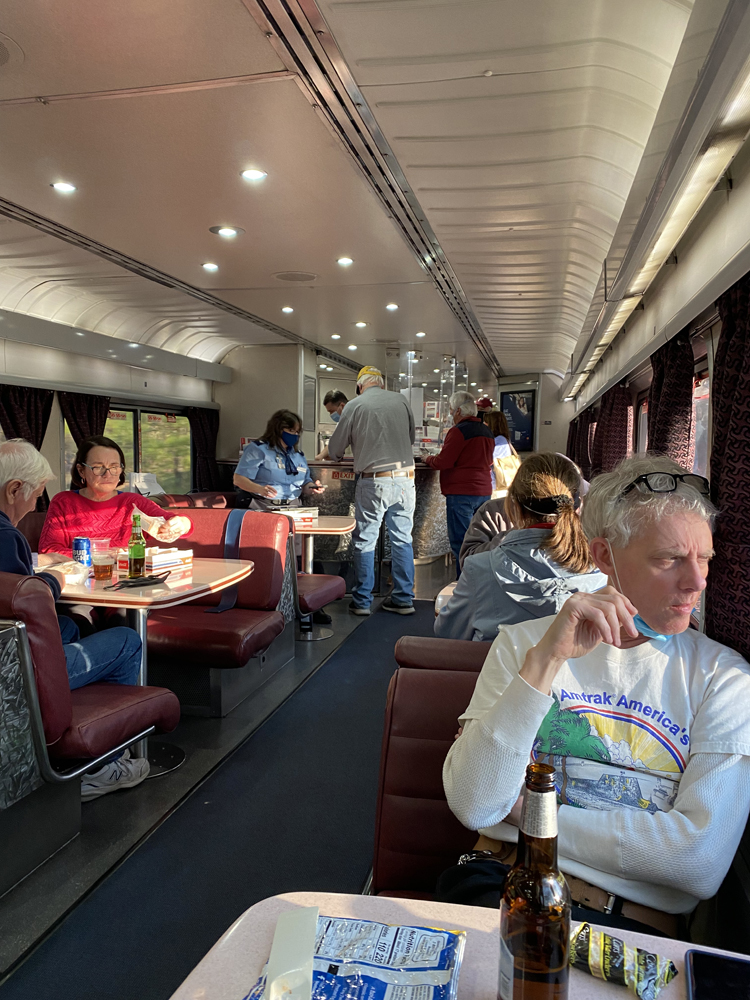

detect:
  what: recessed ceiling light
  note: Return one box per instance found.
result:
[433,389,438,393]
[209,226,245,238]
[399,372,406,377]
[129,343,139,348]
[75,331,85,337]
[203,262,219,272]
[470,382,477,386]
[144,355,153,359]
[331,334,340,340]
[348,344,357,350]
[319,363,327,369]
[416,331,426,338]
[51,181,76,193]
[282,306,294,314]
[110,354,118,359]
[386,303,398,311]
[241,168,267,182]
[355,322,367,328]
[326,366,333,371]
[337,257,353,267]
[433,368,439,373]
[421,383,427,386]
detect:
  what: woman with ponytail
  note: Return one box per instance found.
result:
[435,453,606,641]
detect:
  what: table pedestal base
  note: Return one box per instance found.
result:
[147,741,186,777]
[296,626,334,641]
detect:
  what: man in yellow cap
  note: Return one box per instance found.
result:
[328,365,416,615]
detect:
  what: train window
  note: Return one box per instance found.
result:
[692,375,710,478]
[140,412,191,494]
[63,408,136,481]
[636,398,648,453]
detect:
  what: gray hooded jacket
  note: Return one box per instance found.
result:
[434,527,607,642]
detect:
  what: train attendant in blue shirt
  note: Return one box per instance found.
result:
[233,409,325,508]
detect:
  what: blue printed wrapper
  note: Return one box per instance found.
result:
[244,915,466,1000]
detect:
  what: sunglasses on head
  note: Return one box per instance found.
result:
[619,472,710,499]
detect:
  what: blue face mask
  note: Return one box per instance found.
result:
[606,540,672,643]
[281,430,299,448]
[330,411,341,423]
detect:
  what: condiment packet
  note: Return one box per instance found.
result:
[570,923,678,999]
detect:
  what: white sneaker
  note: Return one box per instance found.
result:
[81,749,150,801]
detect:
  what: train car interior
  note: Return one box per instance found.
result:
[2,0,750,997]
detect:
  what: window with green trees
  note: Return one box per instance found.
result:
[140,412,191,494]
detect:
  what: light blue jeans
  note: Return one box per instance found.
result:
[59,616,142,691]
[352,476,416,608]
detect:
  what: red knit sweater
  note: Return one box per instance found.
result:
[39,491,188,556]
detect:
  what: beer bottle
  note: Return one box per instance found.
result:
[128,512,146,579]
[499,762,570,1000]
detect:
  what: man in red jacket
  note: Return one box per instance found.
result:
[424,391,494,577]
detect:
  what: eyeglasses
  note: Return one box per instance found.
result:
[82,463,124,477]
[619,473,710,499]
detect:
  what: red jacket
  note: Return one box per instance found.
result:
[424,417,494,495]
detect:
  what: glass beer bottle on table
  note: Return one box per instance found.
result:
[499,762,570,1000]
[128,512,146,578]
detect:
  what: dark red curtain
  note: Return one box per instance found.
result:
[647,332,695,467]
[573,407,597,481]
[186,407,221,491]
[565,418,578,461]
[57,391,111,445]
[590,385,633,476]
[705,274,750,658]
[0,385,55,509]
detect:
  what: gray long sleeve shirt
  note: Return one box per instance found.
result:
[328,387,415,473]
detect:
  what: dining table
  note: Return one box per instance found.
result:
[57,556,254,774]
[294,515,356,574]
[168,890,749,1000]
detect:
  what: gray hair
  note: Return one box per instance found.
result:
[0,439,55,498]
[357,371,384,389]
[449,391,477,418]
[581,454,717,547]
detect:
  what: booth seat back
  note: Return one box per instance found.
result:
[172,508,288,611]
[17,511,47,553]
[372,637,491,896]
[160,493,229,508]
[0,573,72,746]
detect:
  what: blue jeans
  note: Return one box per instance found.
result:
[445,494,490,578]
[352,476,416,608]
[59,616,142,691]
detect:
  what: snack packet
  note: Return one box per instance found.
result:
[570,923,677,999]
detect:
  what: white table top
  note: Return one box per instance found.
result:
[57,557,254,609]
[294,516,355,535]
[169,891,746,1000]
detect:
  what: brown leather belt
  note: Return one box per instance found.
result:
[360,469,415,479]
[473,836,677,937]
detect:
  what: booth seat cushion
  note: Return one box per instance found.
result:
[160,493,229,509]
[148,607,285,668]
[297,573,346,614]
[54,683,180,759]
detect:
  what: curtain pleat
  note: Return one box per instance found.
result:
[574,407,596,481]
[0,384,55,510]
[565,418,578,461]
[647,333,695,467]
[186,407,221,492]
[590,385,633,476]
[705,274,750,658]
[57,391,111,445]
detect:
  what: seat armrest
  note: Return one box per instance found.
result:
[394,635,491,672]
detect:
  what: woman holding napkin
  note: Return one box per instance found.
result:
[39,435,191,557]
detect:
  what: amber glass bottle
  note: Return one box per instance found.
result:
[498,762,570,1000]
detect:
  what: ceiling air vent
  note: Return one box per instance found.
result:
[274,271,318,282]
[0,41,10,68]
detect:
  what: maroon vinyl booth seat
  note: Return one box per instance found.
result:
[0,572,180,760]
[147,509,288,670]
[371,635,491,899]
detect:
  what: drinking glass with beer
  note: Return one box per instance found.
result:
[90,538,115,582]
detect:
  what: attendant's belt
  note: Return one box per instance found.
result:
[360,468,415,479]
[472,837,678,937]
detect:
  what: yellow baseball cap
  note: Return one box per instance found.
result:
[357,365,383,380]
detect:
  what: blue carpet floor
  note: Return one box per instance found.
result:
[1,601,437,1000]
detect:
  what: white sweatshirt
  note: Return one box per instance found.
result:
[443,618,750,914]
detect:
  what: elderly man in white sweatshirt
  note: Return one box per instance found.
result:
[444,454,750,936]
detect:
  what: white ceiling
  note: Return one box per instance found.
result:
[0,0,701,389]
[315,0,694,376]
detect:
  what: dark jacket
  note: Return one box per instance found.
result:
[0,510,61,599]
[424,416,494,495]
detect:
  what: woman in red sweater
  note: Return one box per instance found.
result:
[39,435,191,556]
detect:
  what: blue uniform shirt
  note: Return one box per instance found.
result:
[235,440,313,500]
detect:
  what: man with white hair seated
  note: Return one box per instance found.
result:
[0,439,149,800]
[443,454,750,935]
[424,391,495,577]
